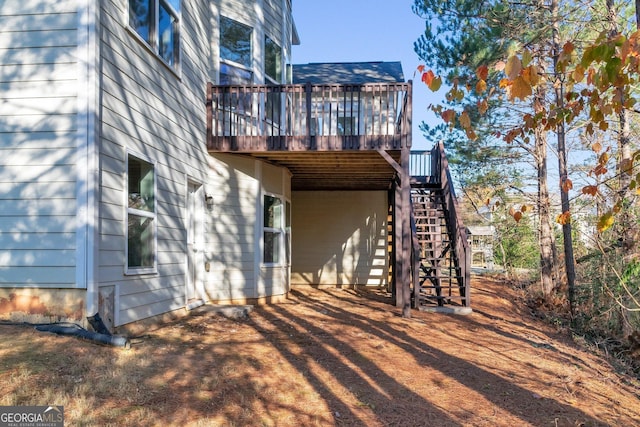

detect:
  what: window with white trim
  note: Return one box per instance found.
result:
[128,0,180,69]
[285,200,291,265]
[264,195,290,265]
[265,36,282,83]
[220,16,253,85]
[127,155,156,273]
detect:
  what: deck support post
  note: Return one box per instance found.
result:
[394,178,402,308]
[400,147,412,318]
[378,152,412,316]
[386,150,410,317]
[388,188,396,299]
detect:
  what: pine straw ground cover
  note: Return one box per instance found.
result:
[1,276,639,426]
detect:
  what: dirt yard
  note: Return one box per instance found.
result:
[1,276,639,426]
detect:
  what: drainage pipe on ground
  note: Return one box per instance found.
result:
[34,324,130,348]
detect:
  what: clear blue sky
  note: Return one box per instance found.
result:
[291,0,441,150]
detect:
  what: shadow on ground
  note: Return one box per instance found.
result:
[1,276,639,426]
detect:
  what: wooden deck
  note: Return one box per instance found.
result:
[206,82,411,191]
[205,81,470,311]
[207,82,411,151]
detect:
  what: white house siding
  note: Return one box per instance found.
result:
[205,154,258,302]
[281,0,294,69]
[98,0,294,327]
[204,155,291,303]
[0,0,295,326]
[0,0,87,321]
[219,0,286,84]
[262,0,289,84]
[291,191,389,288]
[97,0,211,326]
[263,0,284,51]
[259,162,291,299]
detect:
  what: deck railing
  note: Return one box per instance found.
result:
[207,82,412,151]
[408,150,437,183]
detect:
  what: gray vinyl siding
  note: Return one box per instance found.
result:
[97,0,210,325]
[0,0,78,287]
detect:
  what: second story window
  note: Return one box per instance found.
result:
[129,0,180,69]
[265,36,282,83]
[220,16,253,85]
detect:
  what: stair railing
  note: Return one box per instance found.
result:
[410,209,421,308]
[431,142,471,307]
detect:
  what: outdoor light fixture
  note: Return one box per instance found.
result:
[205,194,214,211]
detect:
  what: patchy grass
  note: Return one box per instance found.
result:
[1,276,639,426]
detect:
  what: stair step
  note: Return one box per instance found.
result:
[421,263,458,266]
[418,290,465,294]
[420,254,456,261]
[421,275,462,278]
[420,279,464,283]
[418,295,466,300]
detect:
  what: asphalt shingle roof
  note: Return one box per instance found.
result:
[292,61,405,84]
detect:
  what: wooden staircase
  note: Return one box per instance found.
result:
[409,144,471,309]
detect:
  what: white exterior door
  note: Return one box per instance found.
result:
[186,182,205,308]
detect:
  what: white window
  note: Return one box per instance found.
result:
[285,200,291,265]
[126,154,157,273]
[263,195,290,265]
[128,0,180,69]
[220,16,253,84]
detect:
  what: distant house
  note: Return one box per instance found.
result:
[467,226,495,270]
[0,0,469,331]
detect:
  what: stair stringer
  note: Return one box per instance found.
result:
[410,186,467,307]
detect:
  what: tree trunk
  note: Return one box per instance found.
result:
[618,108,635,252]
[607,0,637,253]
[551,0,576,314]
[533,86,555,297]
[498,239,509,280]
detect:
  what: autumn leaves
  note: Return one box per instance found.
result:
[419,29,640,232]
